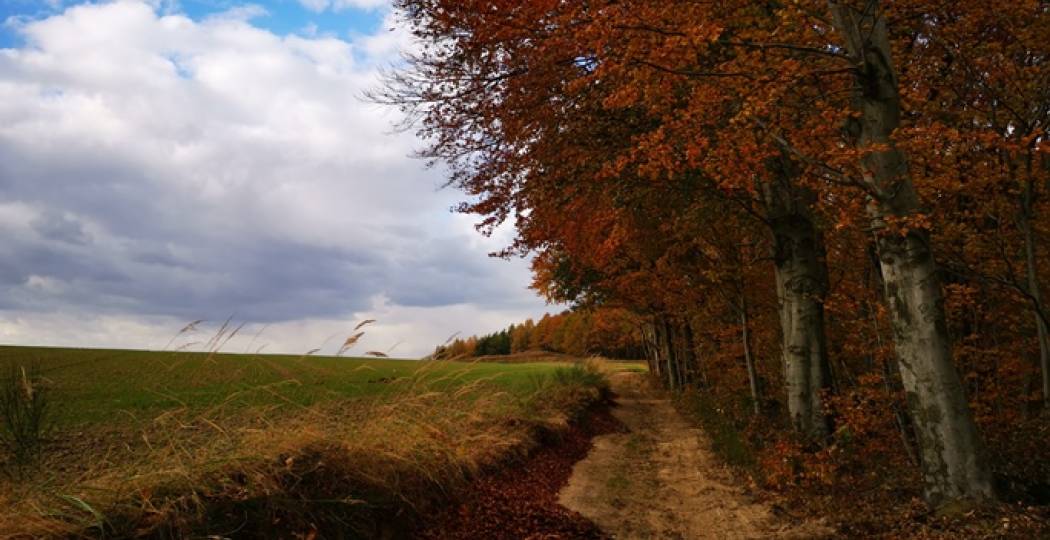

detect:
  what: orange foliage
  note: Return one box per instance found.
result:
[387,0,1050,534]
[435,308,644,360]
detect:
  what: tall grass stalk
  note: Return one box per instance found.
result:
[0,364,51,467]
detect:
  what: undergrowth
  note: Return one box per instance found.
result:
[675,381,1050,538]
[677,391,756,471]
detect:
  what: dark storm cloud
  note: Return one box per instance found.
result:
[30,209,90,245]
[0,196,524,322]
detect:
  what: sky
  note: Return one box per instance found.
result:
[0,0,555,358]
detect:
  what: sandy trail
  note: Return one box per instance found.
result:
[559,372,829,539]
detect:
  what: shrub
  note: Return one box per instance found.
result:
[553,361,608,391]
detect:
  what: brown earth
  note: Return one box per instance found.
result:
[415,407,623,539]
[559,372,832,539]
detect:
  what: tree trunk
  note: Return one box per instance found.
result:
[773,215,832,440]
[644,320,662,381]
[656,315,676,390]
[664,318,679,391]
[671,321,682,387]
[830,0,995,505]
[762,161,832,440]
[740,296,761,416]
[690,319,709,388]
[1021,179,1050,409]
[680,319,697,386]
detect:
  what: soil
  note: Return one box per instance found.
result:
[415,371,831,539]
[414,407,623,539]
[558,372,832,539]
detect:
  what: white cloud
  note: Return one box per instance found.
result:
[298,0,389,13]
[205,4,269,23]
[0,297,550,358]
[356,8,414,59]
[331,0,390,10]
[0,1,554,357]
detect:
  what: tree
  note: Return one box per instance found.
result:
[826,0,993,503]
[381,0,1050,507]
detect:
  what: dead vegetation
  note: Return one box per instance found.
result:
[0,357,612,538]
[0,363,52,469]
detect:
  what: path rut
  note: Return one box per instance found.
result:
[559,372,829,539]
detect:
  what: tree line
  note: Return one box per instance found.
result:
[434,308,644,360]
[380,0,1049,511]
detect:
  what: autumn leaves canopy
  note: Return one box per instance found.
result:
[382,0,1049,508]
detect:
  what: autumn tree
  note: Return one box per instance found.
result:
[383,0,1050,508]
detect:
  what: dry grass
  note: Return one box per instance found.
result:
[0,354,610,538]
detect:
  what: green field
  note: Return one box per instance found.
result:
[1,345,614,536]
[0,345,573,428]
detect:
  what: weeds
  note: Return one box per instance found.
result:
[680,391,756,470]
[0,363,51,467]
[553,361,610,396]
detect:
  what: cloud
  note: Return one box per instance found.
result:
[0,293,546,358]
[0,1,552,357]
[331,0,389,10]
[206,4,269,23]
[298,0,389,13]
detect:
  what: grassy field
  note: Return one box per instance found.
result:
[0,345,571,428]
[0,345,615,537]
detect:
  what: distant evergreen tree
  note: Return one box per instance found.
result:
[496,330,511,355]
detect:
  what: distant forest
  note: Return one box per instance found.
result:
[434,308,643,360]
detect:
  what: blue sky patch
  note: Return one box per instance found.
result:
[0,0,387,48]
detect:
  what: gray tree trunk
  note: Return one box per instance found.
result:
[762,160,832,440]
[773,215,832,439]
[645,320,664,381]
[830,0,995,505]
[642,321,660,378]
[740,295,761,416]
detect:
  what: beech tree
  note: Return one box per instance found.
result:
[827,0,994,503]
[382,0,1050,508]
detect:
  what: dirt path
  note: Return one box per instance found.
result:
[559,372,829,539]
